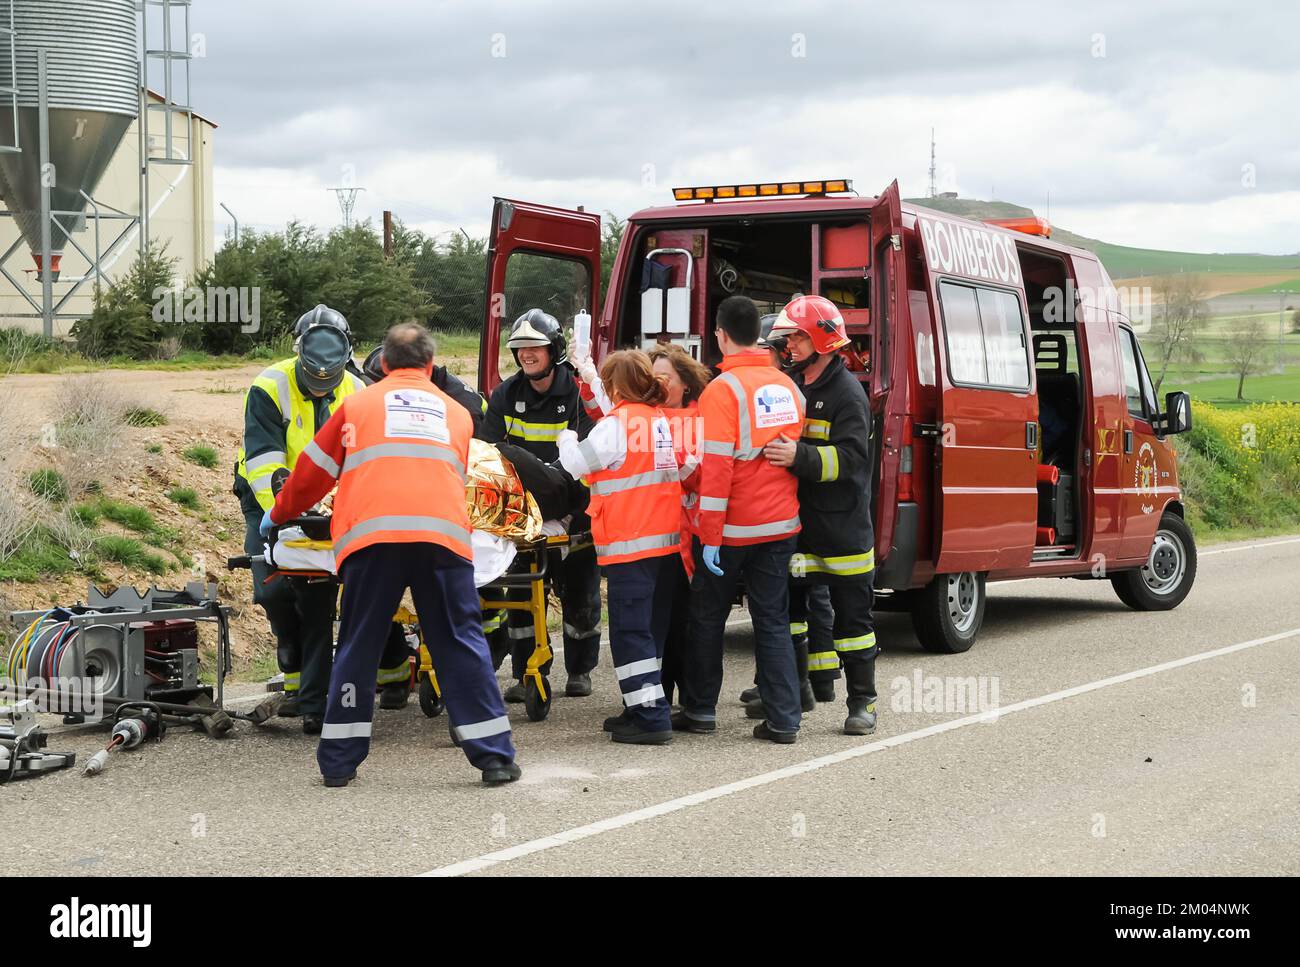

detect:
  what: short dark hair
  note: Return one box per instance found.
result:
[382,322,436,371]
[716,295,760,346]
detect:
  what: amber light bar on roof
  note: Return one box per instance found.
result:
[673,179,853,202]
[984,216,1052,238]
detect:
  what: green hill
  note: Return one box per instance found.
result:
[905,196,1300,281]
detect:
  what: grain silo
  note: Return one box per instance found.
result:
[0,0,140,281]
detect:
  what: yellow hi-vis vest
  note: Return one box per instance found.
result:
[235,357,363,510]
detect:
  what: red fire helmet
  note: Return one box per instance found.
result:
[771,294,849,354]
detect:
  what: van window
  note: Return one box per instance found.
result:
[938,280,1030,390]
[1119,328,1157,419]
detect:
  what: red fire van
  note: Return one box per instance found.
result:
[476,179,1196,652]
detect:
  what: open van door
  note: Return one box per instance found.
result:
[478,198,602,393]
[870,181,907,569]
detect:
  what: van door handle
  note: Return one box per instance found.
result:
[1025,421,1038,450]
[1124,429,1134,454]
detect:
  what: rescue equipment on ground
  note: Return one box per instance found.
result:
[82,704,166,777]
[0,700,75,781]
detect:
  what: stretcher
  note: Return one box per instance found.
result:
[228,517,591,726]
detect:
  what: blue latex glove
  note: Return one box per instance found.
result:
[258,509,275,538]
[702,544,724,577]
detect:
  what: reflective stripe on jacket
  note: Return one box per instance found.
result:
[583,403,682,566]
[271,368,474,568]
[696,352,804,547]
[236,357,363,510]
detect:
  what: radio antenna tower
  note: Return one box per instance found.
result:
[928,128,937,198]
[328,187,366,228]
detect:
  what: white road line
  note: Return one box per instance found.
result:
[1201,535,1300,557]
[421,625,1300,877]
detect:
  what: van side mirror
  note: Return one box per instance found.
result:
[1160,391,1192,435]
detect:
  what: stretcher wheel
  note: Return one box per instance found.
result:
[418,673,444,718]
[524,676,551,722]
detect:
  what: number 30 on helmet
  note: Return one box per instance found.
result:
[770,295,849,355]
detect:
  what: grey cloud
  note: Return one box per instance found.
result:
[198,0,1300,237]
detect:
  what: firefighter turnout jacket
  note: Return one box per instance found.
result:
[697,351,804,547]
[236,357,365,511]
[270,368,475,569]
[434,366,488,437]
[481,363,593,459]
[788,354,875,581]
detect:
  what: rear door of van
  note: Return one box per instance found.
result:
[477,198,603,394]
[914,211,1039,572]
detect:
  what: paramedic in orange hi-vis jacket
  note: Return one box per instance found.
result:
[674,295,807,744]
[266,323,521,788]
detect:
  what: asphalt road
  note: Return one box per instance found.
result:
[3,535,1298,877]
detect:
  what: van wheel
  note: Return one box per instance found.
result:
[1111,514,1196,611]
[910,572,985,654]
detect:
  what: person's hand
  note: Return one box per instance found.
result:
[702,544,724,577]
[764,434,798,468]
[571,351,598,385]
[557,427,578,448]
[258,509,276,538]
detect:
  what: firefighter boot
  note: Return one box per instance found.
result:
[379,682,410,710]
[843,659,878,736]
[812,680,836,704]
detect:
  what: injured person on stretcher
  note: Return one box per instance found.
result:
[265,438,592,584]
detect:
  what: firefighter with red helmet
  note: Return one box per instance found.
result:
[762,295,878,735]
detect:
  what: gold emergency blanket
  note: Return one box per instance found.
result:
[465,438,543,542]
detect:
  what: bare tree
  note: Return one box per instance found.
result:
[1224,319,1269,401]
[1149,273,1208,393]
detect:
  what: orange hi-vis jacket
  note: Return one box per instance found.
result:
[271,367,473,569]
[697,351,804,547]
[585,402,682,566]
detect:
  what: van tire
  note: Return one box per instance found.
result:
[910,572,985,654]
[1110,513,1197,611]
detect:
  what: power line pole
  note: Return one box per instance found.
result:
[328,187,366,229]
[1272,288,1288,371]
[928,128,937,198]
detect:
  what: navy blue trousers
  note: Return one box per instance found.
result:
[320,542,516,779]
[604,555,673,730]
[683,536,801,733]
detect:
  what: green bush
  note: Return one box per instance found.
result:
[70,244,180,360]
[27,468,68,503]
[94,535,169,574]
[166,486,200,510]
[125,407,168,428]
[0,527,77,582]
[146,443,163,454]
[96,499,156,533]
[1178,402,1300,534]
[70,503,101,527]
[182,444,219,469]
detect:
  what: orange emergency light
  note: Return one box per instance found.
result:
[984,216,1052,238]
[673,179,853,202]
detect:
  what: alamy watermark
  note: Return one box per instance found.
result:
[152,285,261,334]
[891,670,1001,720]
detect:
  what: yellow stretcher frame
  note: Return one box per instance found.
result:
[412,533,588,723]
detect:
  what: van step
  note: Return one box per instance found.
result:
[1032,545,1076,560]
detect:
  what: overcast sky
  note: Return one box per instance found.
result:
[194,0,1299,255]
